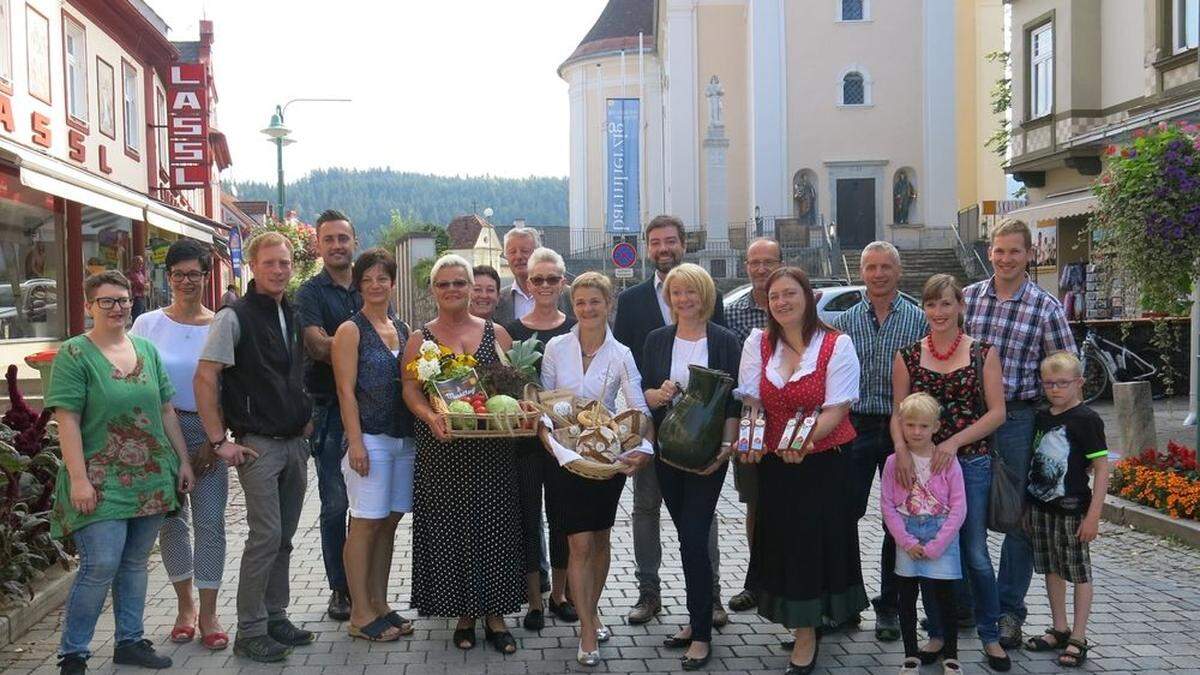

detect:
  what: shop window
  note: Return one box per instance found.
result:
[1175,0,1199,52]
[0,0,12,90]
[64,15,88,125]
[155,88,168,174]
[122,60,140,154]
[1029,22,1053,119]
[80,206,132,329]
[0,172,64,340]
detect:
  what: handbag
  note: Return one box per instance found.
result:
[973,342,1025,534]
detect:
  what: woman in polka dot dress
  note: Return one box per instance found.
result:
[401,255,525,654]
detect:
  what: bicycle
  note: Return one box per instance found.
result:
[1078,329,1160,404]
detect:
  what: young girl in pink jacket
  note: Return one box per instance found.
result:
[882,393,967,675]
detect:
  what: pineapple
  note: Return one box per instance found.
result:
[507,335,544,380]
[477,335,544,399]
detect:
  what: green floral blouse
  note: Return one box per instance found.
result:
[45,335,180,539]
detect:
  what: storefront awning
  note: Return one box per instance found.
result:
[1003,191,1096,226]
[0,137,218,244]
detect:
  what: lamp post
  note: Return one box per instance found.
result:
[260,98,351,218]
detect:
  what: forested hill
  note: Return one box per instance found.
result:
[230,168,568,243]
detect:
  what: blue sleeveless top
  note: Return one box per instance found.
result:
[351,312,413,438]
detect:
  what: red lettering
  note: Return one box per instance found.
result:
[0,94,13,133]
[98,145,113,174]
[68,129,86,163]
[31,112,51,148]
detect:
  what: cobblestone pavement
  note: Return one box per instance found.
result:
[3,447,1200,674]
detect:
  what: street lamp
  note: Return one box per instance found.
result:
[260,98,351,218]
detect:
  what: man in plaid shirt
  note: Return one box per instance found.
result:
[722,237,780,614]
[964,219,1076,649]
[831,241,927,640]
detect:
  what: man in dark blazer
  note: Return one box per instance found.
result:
[494,226,572,325]
[612,215,727,628]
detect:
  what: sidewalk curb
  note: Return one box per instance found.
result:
[0,564,76,651]
[1103,494,1200,549]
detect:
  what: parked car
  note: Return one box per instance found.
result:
[723,283,919,324]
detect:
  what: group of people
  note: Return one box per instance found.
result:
[44,210,1109,675]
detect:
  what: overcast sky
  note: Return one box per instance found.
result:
[149,1,608,185]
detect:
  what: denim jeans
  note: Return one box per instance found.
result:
[922,454,1000,644]
[657,458,728,642]
[845,413,898,615]
[311,402,349,593]
[995,405,1037,623]
[60,514,166,659]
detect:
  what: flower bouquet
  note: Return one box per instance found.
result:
[406,338,540,438]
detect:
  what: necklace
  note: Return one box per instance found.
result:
[927,330,964,361]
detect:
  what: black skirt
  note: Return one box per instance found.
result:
[544,461,627,535]
[747,448,869,628]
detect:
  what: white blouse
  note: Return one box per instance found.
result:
[735,328,860,408]
[670,337,709,389]
[130,309,210,412]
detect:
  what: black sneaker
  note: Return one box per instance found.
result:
[728,589,756,612]
[58,654,87,675]
[268,618,316,646]
[327,589,351,621]
[113,639,172,669]
[233,635,291,663]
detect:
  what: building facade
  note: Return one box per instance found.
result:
[0,0,235,396]
[559,0,1009,273]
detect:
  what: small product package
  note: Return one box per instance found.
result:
[736,406,755,453]
[777,411,803,451]
[750,407,767,452]
[787,407,822,462]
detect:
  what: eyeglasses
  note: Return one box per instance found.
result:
[529,275,563,287]
[434,279,470,290]
[169,271,206,283]
[1043,379,1080,390]
[92,296,133,310]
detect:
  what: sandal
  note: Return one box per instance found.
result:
[453,620,477,650]
[1024,627,1071,652]
[200,631,229,651]
[1058,637,1089,668]
[484,625,517,654]
[383,611,414,636]
[348,616,401,642]
[169,625,195,644]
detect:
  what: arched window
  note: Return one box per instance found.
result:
[842,72,865,105]
[840,0,865,21]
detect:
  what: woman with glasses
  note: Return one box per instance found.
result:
[401,254,525,654]
[49,271,195,674]
[130,240,230,651]
[504,248,577,631]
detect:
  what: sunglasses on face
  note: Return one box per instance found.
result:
[93,297,133,310]
[434,279,470,290]
[529,275,563,287]
[169,271,206,283]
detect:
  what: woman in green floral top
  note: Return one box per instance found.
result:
[47,271,194,675]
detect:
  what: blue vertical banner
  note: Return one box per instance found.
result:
[229,226,243,281]
[606,98,640,234]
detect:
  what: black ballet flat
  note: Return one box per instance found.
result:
[784,640,818,675]
[681,646,712,671]
[984,649,1012,672]
[663,636,693,649]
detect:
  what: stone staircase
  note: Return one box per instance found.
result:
[839,248,982,298]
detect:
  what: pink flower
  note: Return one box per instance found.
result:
[1158,121,1169,131]
[1101,174,1112,184]
[1106,145,1117,155]
[1134,128,1146,139]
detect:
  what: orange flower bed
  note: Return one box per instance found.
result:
[1109,442,1200,520]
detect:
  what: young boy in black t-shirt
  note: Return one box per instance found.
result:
[1022,352,1109,668]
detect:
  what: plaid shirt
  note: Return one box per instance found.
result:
[831,295,928,416]
[964,276,1076,401]
[724,291,770,344]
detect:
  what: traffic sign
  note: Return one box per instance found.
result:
[614,268,635,278]
[612,242,637,269]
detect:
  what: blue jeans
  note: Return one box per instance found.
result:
[995,405,1037,623]
[846,414,898,615]
[311,402,349,593]
[60,514,166,659]
[923,454,1000,644]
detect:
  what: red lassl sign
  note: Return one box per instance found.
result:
[167,63,210,188]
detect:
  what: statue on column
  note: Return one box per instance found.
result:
[705,75,724,126]
[893,171,917,224]
[793,172,817,226]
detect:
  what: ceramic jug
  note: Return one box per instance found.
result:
[658,365,735,472]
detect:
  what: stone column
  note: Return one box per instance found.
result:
[704,76,730,246]
[1113,381,1158,457]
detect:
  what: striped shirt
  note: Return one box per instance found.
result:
[831,295,928,416]
[724,292,770,345]
[964,276,1076,402]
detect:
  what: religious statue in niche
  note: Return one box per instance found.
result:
[705,75,724,126]
[793,173,817,225]
[893,171,917,224]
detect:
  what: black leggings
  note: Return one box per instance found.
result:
[899,576,957,660]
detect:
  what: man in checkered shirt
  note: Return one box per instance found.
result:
[963,219,1076,649]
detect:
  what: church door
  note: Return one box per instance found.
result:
[836,178,875,248]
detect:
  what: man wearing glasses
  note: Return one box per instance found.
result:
[722,238,781,614]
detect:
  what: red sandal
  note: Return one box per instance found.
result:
[201,631,229,651]
[169,625,195,643]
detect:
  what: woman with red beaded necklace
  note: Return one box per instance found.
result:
[890,274,1010,671]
